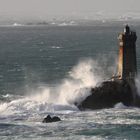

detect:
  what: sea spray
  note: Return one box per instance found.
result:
[135,74,140,96]
[31,59,106,105]
[0,59,104,115]
[1,57,120,118]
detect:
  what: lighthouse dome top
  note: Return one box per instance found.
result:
[124,25,130,34]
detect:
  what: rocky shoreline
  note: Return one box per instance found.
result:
[76,80,140,110]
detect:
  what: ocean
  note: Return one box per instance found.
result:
[0,22,140,140]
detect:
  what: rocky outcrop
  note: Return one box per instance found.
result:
[42,115,61,123]
[76,80,140,110]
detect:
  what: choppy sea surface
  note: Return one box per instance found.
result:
[0,22,140,140]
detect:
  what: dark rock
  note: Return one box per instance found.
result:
[76,80,139,110]
[43,115,52,123]
[42,115,61,123]
[52,116,61,122]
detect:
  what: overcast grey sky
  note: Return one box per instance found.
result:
[0,0,140,19]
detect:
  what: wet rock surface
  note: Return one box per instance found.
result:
[76,80,138,110]
[43,115,61,123]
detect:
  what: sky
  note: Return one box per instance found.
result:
[0,0,140,20]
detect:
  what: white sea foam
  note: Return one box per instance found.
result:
[51,46,61,49]
[58,21,77,26]
[41,59,103,105]
[0,59,105,116]
[135,74,140,96]
[13,23,23,26]
[114,102,128,109]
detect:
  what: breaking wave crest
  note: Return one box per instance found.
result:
[0,59,107,116]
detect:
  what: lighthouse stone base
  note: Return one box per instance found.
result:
[76,80,140,110]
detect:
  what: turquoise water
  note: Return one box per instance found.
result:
[0,23,140,140]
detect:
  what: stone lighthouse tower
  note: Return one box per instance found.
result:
[117,25,137,81]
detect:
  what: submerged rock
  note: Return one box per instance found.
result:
[76,80,140,110]
[42,115,61,123]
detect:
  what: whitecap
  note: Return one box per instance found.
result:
[51,46,61,49]
[114,102,128,109]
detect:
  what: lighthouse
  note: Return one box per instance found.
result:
[117,25,137,81]
[77,25,140,110]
